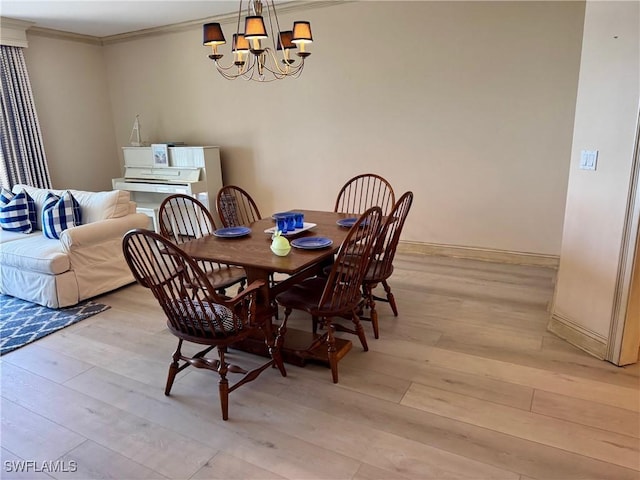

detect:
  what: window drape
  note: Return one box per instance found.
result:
[0,45,51,190]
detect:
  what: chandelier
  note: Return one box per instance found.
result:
[202,0,313,82]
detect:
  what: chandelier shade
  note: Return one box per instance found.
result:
[202,0,313,82]
[292,21,313,44]
[203,23,226,46]
[244,16,267,39]
[277,31,296,51]
[232,34,250,52]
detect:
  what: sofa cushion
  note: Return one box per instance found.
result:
[0,190,35,234]
[0,231,70,274]
[42,191,82,239]
[0,229,38,244]
[13,185,131,229]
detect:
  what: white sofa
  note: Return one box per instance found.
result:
[0,184,149,308]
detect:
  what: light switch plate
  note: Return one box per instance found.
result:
[580,150,598,170]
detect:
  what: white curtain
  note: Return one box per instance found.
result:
[0,45,51,190]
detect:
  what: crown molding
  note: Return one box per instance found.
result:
[102,0,347,45]
[27,27,102,46]
[0,17,35,47]
[7,1,349,47]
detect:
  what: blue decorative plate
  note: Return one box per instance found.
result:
[291,237,333,250]
[336,217,358,228]
[213,226,251,238]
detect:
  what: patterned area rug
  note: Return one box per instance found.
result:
[0,294,110,355]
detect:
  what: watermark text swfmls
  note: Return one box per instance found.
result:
[4,460,78,473]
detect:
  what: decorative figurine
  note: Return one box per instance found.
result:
[129,115,145,147]
[270,230,291,256]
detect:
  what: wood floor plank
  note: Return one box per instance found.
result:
[2,343,94,384]
[531,390,640,438]
[62,364,362,480]
[352,462,413,480]
[276,375,640,480]
[279,358,412,404]
[540,335,640,385]
[342,351,534,411]
[401,382,640,470]
[420,347,640,412]
[216,384,519,480]
[54,440,168,479]
[1,363,216,479]
[1,398,86,464]
[435,335,640,389]
[190,452,286,480]
[64,360,519,480]
[0,448,55,480]
[359,431,519,479]
[32,329,130,366]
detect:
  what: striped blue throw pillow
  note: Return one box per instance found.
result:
[42,191,82,239]
[0,189,36,233]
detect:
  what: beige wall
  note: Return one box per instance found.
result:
[24,1,585,255]
[23,34,119,191]
[551,1,639,347]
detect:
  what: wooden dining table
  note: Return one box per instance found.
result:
[179,209,356,366]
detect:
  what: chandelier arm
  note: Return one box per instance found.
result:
[262,48,291,75]
[213,58,245,72]
[263,47,305,76]
[236,0,244,35]
[215,61,251,80]
[213,53,257,79]
[261,59,302,77]
[215,68,243,80]
[266,1,282,51]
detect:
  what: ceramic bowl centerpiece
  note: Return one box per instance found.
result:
[270,230,291,256]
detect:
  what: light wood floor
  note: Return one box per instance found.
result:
[1,253,639,480]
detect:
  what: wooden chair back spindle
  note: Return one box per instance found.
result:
[334,173,395,217]
[158,193,246,294]
[216,185,262,227]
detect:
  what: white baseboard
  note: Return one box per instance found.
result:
[547,313,608,360]
[397,241,560,268]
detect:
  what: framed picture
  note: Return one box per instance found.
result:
[151,143,168,167]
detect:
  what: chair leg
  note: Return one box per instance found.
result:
[382,280,398,316]
[165,339,182,395]
[325,320,339,384]
[270,313,289,377]
[370,303,379,340]
[363,284,379,339]
[351,310,369,352]
[217,346,230,421]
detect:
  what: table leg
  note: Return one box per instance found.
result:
[231,266,353,368]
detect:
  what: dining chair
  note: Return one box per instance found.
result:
[216,185,281,315]
[275,206,383,383]
[122,229,286,421]
[334,173,396,217]
[158,194,246,294]
[216,185,262,228]
[361,191,414,339]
